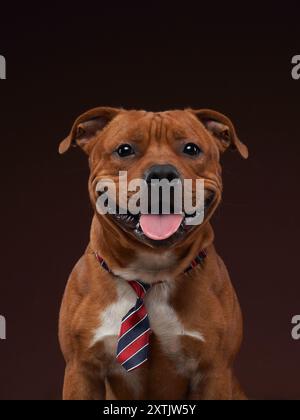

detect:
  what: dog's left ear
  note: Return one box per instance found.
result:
[188,109,249,159]
[59,107,121,155]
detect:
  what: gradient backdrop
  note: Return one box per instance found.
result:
[0,3,300,400]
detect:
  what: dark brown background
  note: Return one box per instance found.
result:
[0,3,299,400]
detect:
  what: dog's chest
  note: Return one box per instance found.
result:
[91,279,204,375]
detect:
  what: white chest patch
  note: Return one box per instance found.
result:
[91,279,137,348]
[91,279,204,373]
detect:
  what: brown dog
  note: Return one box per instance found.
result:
[58,107,248,400]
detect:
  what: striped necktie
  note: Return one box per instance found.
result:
[94,250,206,372]
[116,280,151,371]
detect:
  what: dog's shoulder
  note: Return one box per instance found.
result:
[58,251,117,362]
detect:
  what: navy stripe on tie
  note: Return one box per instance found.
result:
[136,281,151,293]
[117,315,150,350]
[121,298,143,322]
[122,343,149,371]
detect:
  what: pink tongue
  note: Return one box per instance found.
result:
[139,214,183,240]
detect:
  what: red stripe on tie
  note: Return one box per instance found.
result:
[128,281,145,298]
[116,329,151,364]
[119,305,147,336]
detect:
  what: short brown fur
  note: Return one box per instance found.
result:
[59,107,248,400]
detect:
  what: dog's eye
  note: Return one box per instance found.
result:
[116,144,135,158]
[183,143,202,156]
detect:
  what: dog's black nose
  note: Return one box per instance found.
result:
[144,164,180,184]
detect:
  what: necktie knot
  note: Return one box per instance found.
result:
[128,280,150,299]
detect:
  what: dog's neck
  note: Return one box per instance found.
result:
[89,215,214,284]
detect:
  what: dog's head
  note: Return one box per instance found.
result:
[59,107,248,250]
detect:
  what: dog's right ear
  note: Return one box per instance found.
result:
[187,108,248,159]
[58,107,121,155]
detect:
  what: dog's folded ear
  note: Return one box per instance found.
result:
[59,107,121,155]
[188,109,248,159]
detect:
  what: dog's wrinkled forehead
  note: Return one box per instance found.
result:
[93,110,213,152]
[123,110,209,139]
[58,107,248,159]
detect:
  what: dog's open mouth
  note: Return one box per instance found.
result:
[108,190,216,246]
[114,212,185,240]
[139,214,183,240]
